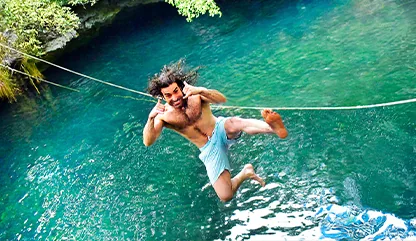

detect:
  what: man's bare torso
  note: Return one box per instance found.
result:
[159,95,217,148]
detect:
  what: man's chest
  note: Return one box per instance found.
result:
[164,97,203,128]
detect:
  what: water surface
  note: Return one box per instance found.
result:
[0,0,415,239]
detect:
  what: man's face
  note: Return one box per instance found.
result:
[161,82,184,109]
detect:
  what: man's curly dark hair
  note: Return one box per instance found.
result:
[147,59,199,99]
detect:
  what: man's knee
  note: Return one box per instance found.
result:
[225,117,243,134]
[213,170,234,202]
[219,193,234,202]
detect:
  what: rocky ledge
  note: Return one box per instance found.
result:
[4,0,162,65]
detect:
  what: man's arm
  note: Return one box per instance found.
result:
[199,87,226,103]
[143,100,165,146]
[183,81,226,104]
[143,116,164,146]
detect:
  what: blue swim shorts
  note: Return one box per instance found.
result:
[198,117,240,184]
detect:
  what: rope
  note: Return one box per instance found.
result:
[0,63,79,92]
[212,98,416,111]
[1,43,415,110]
[0,43,152,98]
[112,94,158,103]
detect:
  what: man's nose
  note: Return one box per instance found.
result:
[173,94,181,101]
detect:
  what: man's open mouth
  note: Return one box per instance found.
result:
[173,100,181,107]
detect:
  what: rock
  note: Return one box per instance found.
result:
[3,0,163,66]
[46,0,163,56]
[1,30,21,66]
[45,30,78,53]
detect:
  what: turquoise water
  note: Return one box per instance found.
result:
[1,0,415,239]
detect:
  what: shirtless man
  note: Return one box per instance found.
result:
[143,62,288,202]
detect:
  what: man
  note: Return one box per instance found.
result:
[143,61,288,202]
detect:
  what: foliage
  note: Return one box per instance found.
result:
[0,35,16,102]
[166,0,221,22]
[0,36,43,101]
[20,58,44,94]
[0,0,80,56]
[0,0,220,102]
[0,67,16,102]
[53,0,98,6]
[0,0,80,101]
[0,0,221,55]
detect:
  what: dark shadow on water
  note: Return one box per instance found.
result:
[98,2,182,37]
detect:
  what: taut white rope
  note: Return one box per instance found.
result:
[0,43,152,97]
[212,98,416,111]
[0,63,79,92]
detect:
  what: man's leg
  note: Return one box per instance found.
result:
[215,109,287,201]
[224,109,288,139]
[213,164,265,202]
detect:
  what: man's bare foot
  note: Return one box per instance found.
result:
[243,164,266,187]
[261,109,288,139]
